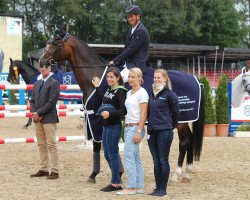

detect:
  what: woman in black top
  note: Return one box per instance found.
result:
[92,67,127,192]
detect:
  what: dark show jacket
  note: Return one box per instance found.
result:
[113,22,150,72]
[30,76,60,124]
[147,86,180,132]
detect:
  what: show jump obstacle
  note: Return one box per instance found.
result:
[0,84,93,149]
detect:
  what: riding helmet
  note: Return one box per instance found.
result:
[125,5,142,15]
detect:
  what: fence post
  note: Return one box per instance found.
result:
[19,75,25,105]
[19,90,25,105]
[0,90,2,105]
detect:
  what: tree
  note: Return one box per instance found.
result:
[215,75,229,124]
[0,0,9,13]
[235,0,250,48]
[5,0,249,60]
[90,0,126,43]
[198,0,245,47]
[200,76,216,124]
[138,0,246,47]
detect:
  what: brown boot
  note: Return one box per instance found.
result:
[47,172,59,179]
[30,170,49,177]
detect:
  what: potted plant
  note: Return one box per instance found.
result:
[215,75,229,137]
[200,76,216,136]
[234,123,250,137]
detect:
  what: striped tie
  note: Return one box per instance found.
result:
[39,80,44,93]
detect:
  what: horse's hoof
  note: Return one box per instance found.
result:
[87,177,96,184]
[169,174,179,183]
[23,126,28,129]
[186,164,193,173]
[181,174,191,183]
[169,179,179,185]
[77,124,84,129]
[181,177,191,183]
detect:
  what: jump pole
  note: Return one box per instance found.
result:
[0,84,80,90]
[0,104,84,111]
[0,136,85,144]
[0,111,85,118]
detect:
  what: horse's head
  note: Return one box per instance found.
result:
[241,67,250,95]
[40,34,71,66]
[7,58,19,83]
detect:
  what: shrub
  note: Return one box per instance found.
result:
[199,76,216,124]
[215,75,229,124]
[237,123,250,131]
[8,90,18,105]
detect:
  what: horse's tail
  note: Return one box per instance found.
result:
[193,84,205,161]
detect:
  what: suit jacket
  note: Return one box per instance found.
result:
[30,76,60,124]
[113,22,150,72]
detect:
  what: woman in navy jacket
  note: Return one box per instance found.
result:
[147,69,180,197]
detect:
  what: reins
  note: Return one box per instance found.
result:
[72,64,108,69]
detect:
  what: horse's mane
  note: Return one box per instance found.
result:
[232,73,243,84]
[14,60,36,69]
[70,35,107,65]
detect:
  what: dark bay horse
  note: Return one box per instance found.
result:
[39,33,205,183]
[7,58,83,129]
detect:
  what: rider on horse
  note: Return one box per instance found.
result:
[108,5,150,82]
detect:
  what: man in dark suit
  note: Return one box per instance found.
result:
[30,60,60,179]
[109,5,150,82]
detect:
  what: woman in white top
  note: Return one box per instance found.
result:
[117,67,149,195]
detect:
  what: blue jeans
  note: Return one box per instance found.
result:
[124,126,145,188]
[147,129,173,193]
[102,124,122,184]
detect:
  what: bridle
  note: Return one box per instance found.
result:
[12,65,19,80]
[241,74,250,93]
[11,62,38,82]
[41,34,107,69]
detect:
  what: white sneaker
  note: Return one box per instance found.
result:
[116,189,136,195]
[136,188,144,194]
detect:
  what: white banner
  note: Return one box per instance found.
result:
[231,100,250,122]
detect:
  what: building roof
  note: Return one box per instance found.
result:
[28,43,250,64]
[89,43,250,63]
[0,13,24,19]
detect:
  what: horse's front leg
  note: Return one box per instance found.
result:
[23,118,32,129]
[87,141,125,184]
[87,140,101,183]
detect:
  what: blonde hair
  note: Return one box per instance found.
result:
[154,69,172,90]
[129,67,144,85]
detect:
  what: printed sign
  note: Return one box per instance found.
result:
[7,17,22,35]
[0,73,10,84]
